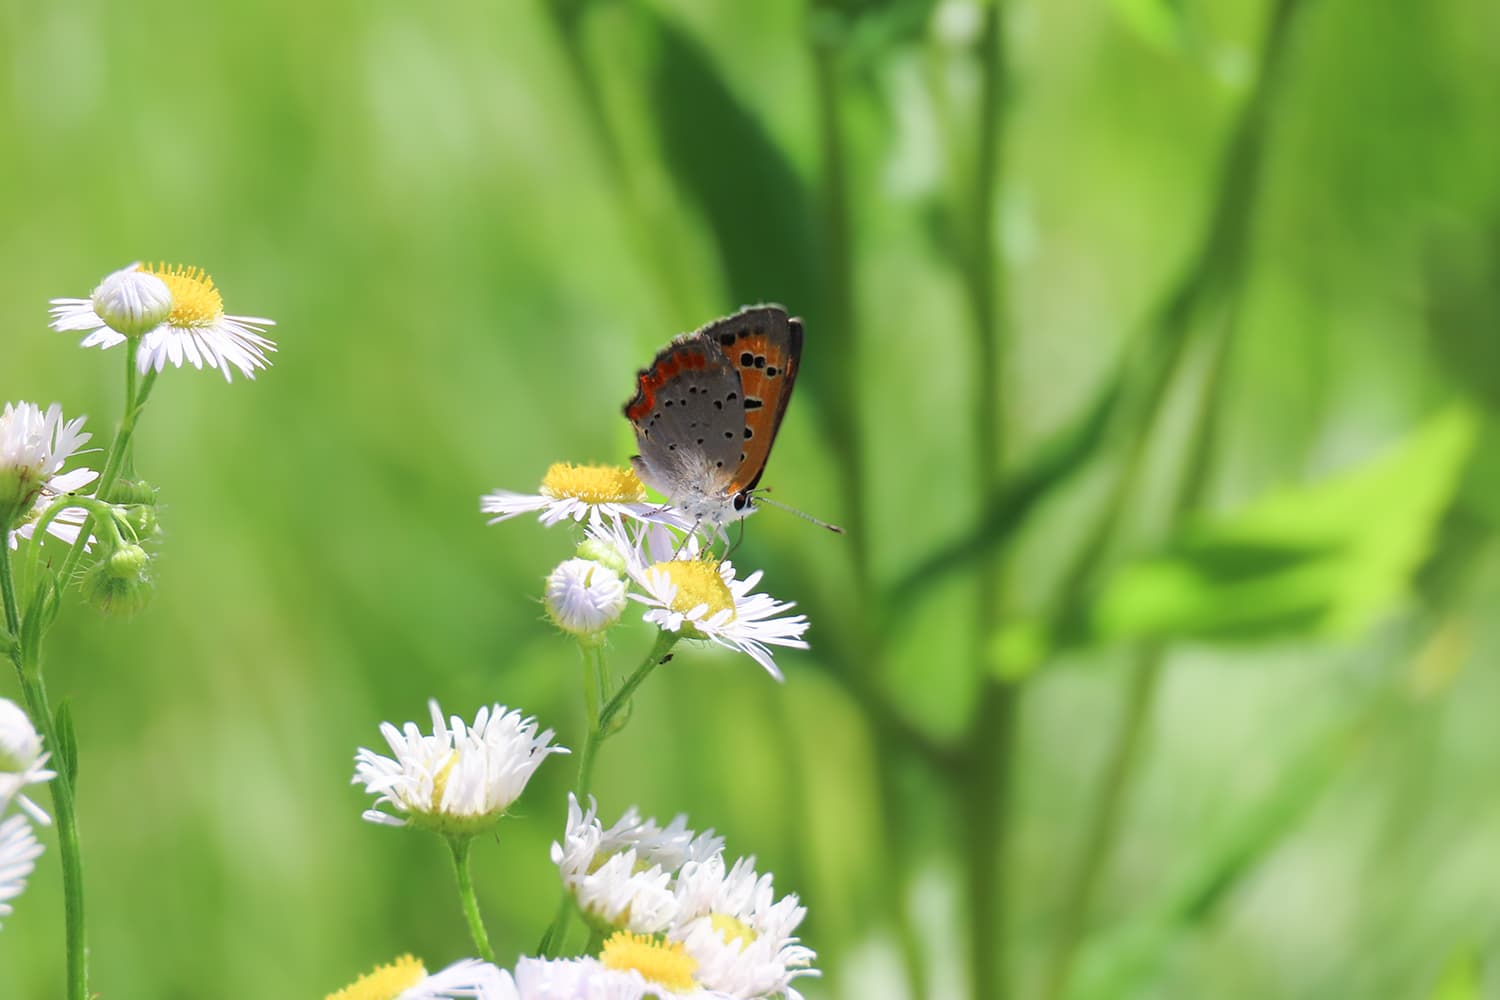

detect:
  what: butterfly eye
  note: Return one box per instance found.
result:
[733,493,750,512]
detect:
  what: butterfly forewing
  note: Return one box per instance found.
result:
[699,306,802,494]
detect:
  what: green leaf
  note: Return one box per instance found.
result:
[1429,947,1482,1000]
[1110,0,1188,52]
[1089,407,1478,644]
[54,700,79,789]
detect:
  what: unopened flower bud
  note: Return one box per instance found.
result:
[81,543,153,616]
[545,558,627,642]
[576,538,627,576]
[91,266,171,338]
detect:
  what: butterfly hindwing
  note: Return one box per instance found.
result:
[699,305,802,494]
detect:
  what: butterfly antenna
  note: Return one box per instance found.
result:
[754,494,845,534]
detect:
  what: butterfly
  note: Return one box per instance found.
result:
[624,305,803,532]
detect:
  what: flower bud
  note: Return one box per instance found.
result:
[545,558,627,642]
[81,543,153,616]
[91,266,171,337]
[576,537,628,576]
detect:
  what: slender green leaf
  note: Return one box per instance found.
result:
[54,699,79,789]
[1088,407,1478,644]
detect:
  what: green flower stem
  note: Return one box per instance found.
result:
[0,541,88,1000]
[57,352,158,593]
[576,630,678,800]
[446,836,496,963]
[541,629,680,958]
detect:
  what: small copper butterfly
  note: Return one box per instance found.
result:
[623,305,803,531]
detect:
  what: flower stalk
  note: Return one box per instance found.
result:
[447,836,496,963]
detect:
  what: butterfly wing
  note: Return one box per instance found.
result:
[699,305,803,494]
[624,332,744,503]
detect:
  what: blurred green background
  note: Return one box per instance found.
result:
[2,0,1499,997]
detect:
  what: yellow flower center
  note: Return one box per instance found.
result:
[710,912,758,951]
[540,463,647,504]
[655,559,736,621]
[325,954,426,1000]
[429,751,458,812]
[600,931,698,993]
[138,262,224,327]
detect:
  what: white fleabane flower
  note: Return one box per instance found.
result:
[353,700,567,836]
[671,855,818,1000]
[552,793,723,934]
[0,814,44,930]
[512,954,715,1000]
[50,262,276,381]
[325,954,518,1000]
[7,466,96,551]
[593,520,810,681]
[545,558,627,641]
[0,698,55,826]
[483,463,689,532]
[0,402,91,526]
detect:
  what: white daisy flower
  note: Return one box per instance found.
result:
[50,262,276,382]
[512,951,722,999]
[671,855,818,1000]
[353,700,567,836]
[0,698,55,826]
[325,954,518,1000]
[7,466,97,551]
[545,557,628,641]
[606,521,809,681]
[0,814,44,930]
[0,402,92,527]
[552,793,723,934]
[482,463,689,532]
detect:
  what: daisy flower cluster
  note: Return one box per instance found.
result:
[341,719,819,999]
[482,463,809,680]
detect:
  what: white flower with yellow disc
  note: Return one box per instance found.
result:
[482,462,689,532]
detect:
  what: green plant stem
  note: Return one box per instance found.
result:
[542,630,680,957]
[958,5,1014,998]
[1039,645,1163,1000]
[447,836,495,963]
[0,541,87,1000]
[58,354,158,591]
[576,630,679,797]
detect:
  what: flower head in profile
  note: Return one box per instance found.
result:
[353,701,567,836]
[0,402,92,528]
[482,463,688,532]
[50,262,277,381]
[0,698,55,826]
[325,954,517,1000]
[670,855,818,999]
[552,793,723,934]
[0,815,44,931]
[607,522,809,681]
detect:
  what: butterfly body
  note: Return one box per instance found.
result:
[625,305,803,530]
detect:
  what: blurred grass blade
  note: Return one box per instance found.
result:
[1086,406,1479,644]
[886,364,1126,617]
[1075,710,1370,998]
